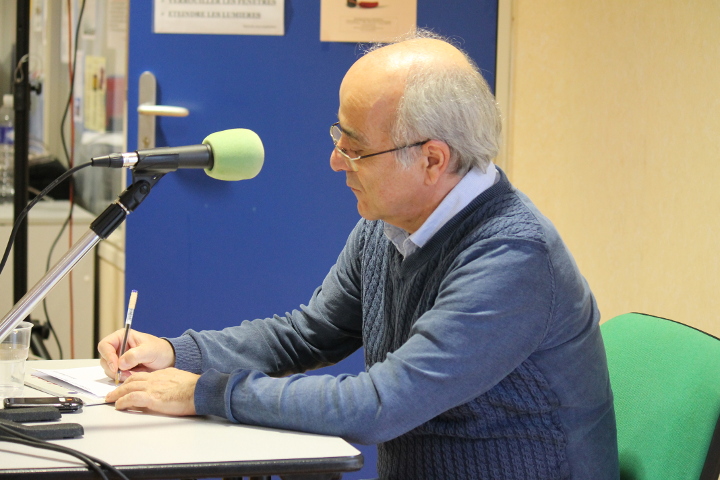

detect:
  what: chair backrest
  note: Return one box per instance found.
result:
[601,313,720,480]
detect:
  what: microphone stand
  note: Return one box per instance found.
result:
[0,170,164,343]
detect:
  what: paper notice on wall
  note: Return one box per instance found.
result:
[320,0,417,43]
[84,55,107,133]
[154,0,285,36]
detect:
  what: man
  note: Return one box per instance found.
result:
[100,31,618,479]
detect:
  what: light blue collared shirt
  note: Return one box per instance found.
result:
[384,164,499,258]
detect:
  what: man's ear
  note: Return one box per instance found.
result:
[422,140,452,185]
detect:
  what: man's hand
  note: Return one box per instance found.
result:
[98,329,176,382]
[105,368,199,416]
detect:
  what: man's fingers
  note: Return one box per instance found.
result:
[106,372,147,401]
[98,337,120,371]
[97,344,117,370]
[106,368,198,416]
[117,348,137,371]
[97,328,130,379]
[122,371,149,383]
[98,331,175,381]
[99,357,114,378]
[114,390,152,411]
[118,344,153,371]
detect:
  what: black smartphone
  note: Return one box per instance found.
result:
[2,396,84,412]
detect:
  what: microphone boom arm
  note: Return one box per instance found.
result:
[0,171,165,343]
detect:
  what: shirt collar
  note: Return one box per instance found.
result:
[384,164,499,257]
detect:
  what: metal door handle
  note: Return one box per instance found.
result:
[137,105,189,117]
[137,71,189,149]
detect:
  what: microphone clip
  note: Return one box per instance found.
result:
[90,171,165,240]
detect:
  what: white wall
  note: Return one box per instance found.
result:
[499,0,720,335]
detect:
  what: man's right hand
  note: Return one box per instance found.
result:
[98,330,176,382]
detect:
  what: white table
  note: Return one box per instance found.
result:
[0,360,363,479]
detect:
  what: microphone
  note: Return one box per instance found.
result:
[91,128,264,181]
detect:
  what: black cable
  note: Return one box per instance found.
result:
[0,422,131,480]
[0,423,130,479]
[0,162,92,277]
[0,434,108,480]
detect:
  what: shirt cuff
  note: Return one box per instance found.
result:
[166,334,203,374]
[194,368,231,418]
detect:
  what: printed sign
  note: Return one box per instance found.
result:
[321,0,417,43]
[154,0,285,36]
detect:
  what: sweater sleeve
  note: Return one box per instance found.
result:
[167,221,366,377]
[192,237,556,446]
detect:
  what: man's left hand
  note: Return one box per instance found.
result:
[106,368,199,416]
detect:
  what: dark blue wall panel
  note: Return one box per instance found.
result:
[127,1,497,478]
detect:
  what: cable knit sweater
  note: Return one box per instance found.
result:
[168,169,618,479]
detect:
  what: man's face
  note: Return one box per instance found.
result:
[330,62,429,233]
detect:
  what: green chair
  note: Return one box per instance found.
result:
[601,312,720,480]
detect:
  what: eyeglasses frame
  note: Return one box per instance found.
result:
[330,122,430,171]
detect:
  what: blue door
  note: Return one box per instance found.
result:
[126,2,497,478]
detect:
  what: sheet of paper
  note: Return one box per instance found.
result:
[153,0,285,36]
[33,366,117,398]
[320,0,417,43]
[83,55,107,132]
[25,371,109,406]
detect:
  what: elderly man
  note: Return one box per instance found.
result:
[101,31,618,479]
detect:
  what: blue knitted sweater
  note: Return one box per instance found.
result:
[169,170,619,479]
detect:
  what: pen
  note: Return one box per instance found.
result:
[116,290,138,385]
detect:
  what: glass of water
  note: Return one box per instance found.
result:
[0,321,33,398]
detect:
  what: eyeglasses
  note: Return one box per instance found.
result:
[330,122,429,171]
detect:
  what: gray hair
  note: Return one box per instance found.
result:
[364,30,502,175]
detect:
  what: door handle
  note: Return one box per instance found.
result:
[137,71,189,149]
[137,105,189,117]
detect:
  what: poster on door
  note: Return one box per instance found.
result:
[320,0,417,43]
[153,0,285,36]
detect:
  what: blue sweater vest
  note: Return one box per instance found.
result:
[359,189,570,479]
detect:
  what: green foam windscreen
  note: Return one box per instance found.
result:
[203,128,264,181]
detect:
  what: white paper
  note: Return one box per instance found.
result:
[154,0,285,36]
[83,55,107,132]
[34,366,117,398]
[24,373,107,405]
[320,0,417,43]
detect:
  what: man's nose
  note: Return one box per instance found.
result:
[330,148,350,172]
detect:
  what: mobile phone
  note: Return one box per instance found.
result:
[3,396,84,412]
